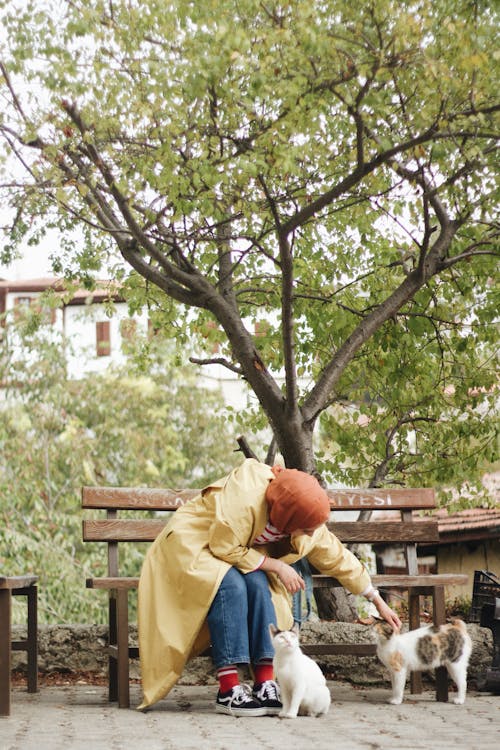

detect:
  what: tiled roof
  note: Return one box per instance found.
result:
[435,507,500,535]
[373,495,499,544]
[0,277,63,291]
[0,277,123,302]
[375,506,500,532]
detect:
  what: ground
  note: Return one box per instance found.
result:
[11,670,140,687]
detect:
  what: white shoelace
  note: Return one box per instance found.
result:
[229,683,254,706]
[258,680,280,700]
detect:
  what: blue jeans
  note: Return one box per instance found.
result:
[207,567,277,668]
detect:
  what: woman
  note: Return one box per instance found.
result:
[138,458,401,714]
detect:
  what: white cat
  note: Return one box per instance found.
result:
[374,618,472,705]
[269,623,331,718]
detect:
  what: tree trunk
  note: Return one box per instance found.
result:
[313,588,358,622]
[238,431,361,623]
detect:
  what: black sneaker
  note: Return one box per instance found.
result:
[215,684,267,717]
[252,680,282,715]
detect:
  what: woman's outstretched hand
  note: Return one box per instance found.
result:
[373,594,402,630]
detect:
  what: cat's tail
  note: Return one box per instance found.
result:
[449,617,468,634]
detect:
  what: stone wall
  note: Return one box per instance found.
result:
[12,622,493,688]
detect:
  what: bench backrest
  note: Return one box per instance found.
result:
[82,486,438,578]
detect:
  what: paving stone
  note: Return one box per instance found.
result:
[1,682,498,750]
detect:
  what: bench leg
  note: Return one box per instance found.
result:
[0,588,12,716]
[108,593,118,702]
[116,589,130,709]
[408,592,423,695]
[433,586,449,702]
[26,586,38,694]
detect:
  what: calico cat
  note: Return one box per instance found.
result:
[374,618,472,705]
[269,623,331,718]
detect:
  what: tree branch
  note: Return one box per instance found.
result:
[300,245,456,425]
[216,221,238,312]
[235,435,259,460]
[189,356,243,375]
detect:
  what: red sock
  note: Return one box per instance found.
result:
[217,666,239,693]
[254,659,274,685]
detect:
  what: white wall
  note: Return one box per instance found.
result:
[62,302,148,378]
[2,288,149,380]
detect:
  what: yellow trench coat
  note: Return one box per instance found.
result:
[137,458,371,709]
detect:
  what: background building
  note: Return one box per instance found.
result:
[0,275,254,409]
[0,276,146,379]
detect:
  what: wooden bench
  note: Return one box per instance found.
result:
[82,485,468,708]
[0,575,38,716]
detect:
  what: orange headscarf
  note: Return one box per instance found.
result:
[265,466,330,533]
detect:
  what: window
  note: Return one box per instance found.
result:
[13,296,56,324]
[13,296,32,320]
[119,318,137,342]
[15,296,32,308]
[96,321,111,356]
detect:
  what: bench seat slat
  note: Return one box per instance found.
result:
[329,521,439,543]
[87,577,139,589]
[83,519,166,542]
[82,486,199,511]
[313,573,469,588]
[86,572,469,592]
[302,644,377,656]
[82,486,436,511]
[328,488,435,510]
[0,575,38,590]
[83,519,439,544]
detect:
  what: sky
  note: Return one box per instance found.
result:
[0,242,55,280]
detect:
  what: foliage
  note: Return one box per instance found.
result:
[0,309,242,623]
[317,308,498,505]
[0,0,498,497]
[447,596,472,621]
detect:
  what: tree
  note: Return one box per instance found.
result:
[0,0,498,494]
[0,307,242,622]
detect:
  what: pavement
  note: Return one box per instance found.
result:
[1,681,498,750]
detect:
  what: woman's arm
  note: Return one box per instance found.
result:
[260,556,306,594]
[307,527,402,630]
